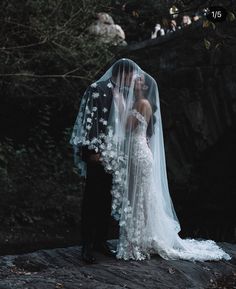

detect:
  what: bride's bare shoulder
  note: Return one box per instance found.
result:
[135,99,152,113]
[134,99,152,122]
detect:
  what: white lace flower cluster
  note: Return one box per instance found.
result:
[99,126,130,221]
[130,109,146,123]
[118,197,132,226]
[90,82,97,88]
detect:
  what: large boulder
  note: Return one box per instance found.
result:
[88,12,127,46]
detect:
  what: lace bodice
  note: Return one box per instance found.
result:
[129,108,147,124]
[129,108,148,138]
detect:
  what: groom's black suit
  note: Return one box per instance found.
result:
[80,79,114,248]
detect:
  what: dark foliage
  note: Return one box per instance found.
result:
[0,0,116,252]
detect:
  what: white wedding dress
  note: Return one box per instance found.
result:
[115,109,231,262]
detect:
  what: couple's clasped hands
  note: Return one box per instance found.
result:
[89,153,101,163]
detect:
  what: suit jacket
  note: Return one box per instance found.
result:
[81,79,113,163]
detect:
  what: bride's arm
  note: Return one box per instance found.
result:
[137,99,152,123]
[126,114,138,130]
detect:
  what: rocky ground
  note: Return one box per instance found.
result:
[0,241,235,289]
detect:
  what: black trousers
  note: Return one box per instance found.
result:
[81,162,113,246]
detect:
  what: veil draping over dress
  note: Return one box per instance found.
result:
[70,58,231,262]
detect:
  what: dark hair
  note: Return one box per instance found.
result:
[112,58,136,78]
[143,74,157,138]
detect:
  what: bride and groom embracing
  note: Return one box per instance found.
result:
[70,58,231,264]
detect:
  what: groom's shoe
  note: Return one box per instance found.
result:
[94,241,116,257]
[81,243,97,264]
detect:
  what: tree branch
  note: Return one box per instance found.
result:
[0,38,47,50]
[0,73,91,80]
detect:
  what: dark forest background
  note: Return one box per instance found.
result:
[0,0,235,255]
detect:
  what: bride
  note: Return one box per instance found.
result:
[100,59,231,262]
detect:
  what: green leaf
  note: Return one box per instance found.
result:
[202,20,210,28]
[211,22,216,30]
[227,12,236,22]
[204,38,211,50]
[215,43,222,49]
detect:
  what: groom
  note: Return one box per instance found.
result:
[79,59,137,263]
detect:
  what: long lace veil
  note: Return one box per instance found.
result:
[70,58,181,239]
